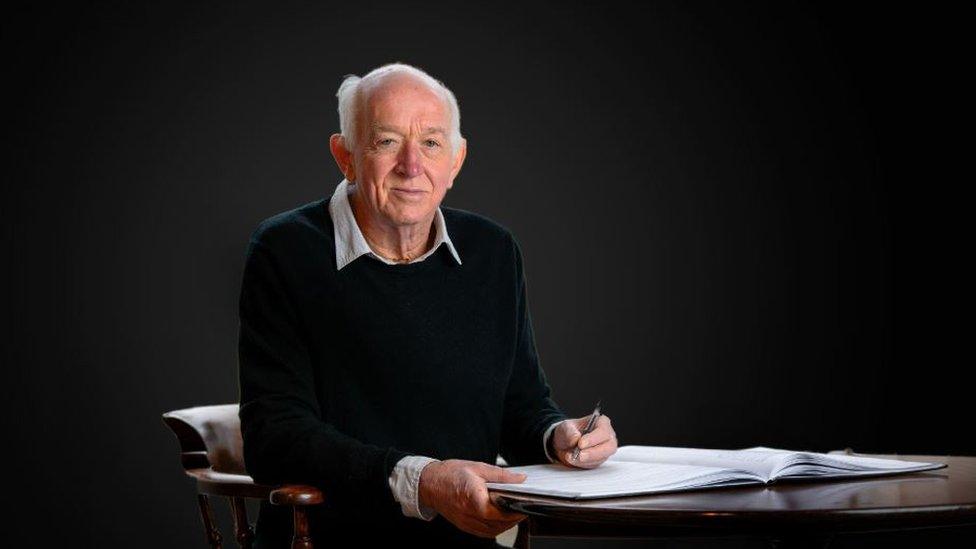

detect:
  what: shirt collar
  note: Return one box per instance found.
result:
[328,178,462,271]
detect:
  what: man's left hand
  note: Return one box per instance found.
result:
[551,415,617,468]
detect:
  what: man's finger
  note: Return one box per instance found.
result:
[584,435,618,454]
[484,504,528,523]
[578,423,616,449]
[569,414,611,445]
[558,420,582,448]
[482,493,528,522]
[477,464,527,484]
[576,441,617,464]
[580,440,617,461]
[565,433,617,464]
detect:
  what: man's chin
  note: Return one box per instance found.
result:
[385,208,436,227]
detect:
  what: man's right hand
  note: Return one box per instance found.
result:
[418,459,528,538]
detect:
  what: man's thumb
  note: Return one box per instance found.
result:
[563,421,582,446]
[480,465,527,483]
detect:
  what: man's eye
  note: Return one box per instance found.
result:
[424,139,441,148]
[377,138,395,146]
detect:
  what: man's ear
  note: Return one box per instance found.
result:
[329,133,356,182]
[447,137,467,189]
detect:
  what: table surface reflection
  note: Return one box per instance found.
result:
[492,453,976,537]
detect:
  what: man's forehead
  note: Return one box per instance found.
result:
[370,122,447,136]
[363,76,449,132]
[365,101,450,135]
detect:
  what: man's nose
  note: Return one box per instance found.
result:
[395,140,423,179]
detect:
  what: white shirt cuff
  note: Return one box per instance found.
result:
[388,455,440,521]
[543,419,565,463]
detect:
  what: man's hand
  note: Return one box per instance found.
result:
[552,415,618,468]
[418,459,528,538]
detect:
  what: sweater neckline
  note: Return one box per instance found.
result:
[322,199,458,276]
[354,246,450,276]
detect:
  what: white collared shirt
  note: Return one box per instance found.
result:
[326,177,564,521]
[328,178,462,270]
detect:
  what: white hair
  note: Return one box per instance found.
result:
[335,62,464,156]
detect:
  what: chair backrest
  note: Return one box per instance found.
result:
[162,403,246,475]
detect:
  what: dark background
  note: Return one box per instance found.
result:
[3,1,970,547]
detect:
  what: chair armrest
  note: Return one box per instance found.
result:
[184,467,322,506]
[270,485,324,506]
[186,468,273,499]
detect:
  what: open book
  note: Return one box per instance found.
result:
[485,445,945,499]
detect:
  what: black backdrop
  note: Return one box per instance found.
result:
[3,1,971,547]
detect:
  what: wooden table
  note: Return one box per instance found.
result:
[492,453,976,548]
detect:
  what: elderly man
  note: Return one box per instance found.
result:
[237,62,618,548]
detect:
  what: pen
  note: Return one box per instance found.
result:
[571,400,602,462]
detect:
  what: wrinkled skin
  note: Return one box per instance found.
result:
[551,415,618,468]
[418,459,529,538]
[419,414,617,538]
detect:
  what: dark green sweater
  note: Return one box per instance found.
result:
[237,198,568,546]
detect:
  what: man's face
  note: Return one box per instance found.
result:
[346,75,465,229]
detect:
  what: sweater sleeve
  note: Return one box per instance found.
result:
[498,236,569,466]
[237,230,408,513]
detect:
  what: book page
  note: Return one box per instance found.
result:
[771,452,945,480]
[485,461,762,499]
[609,445,790,479]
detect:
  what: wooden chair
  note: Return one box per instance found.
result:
[162,403,323,549]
